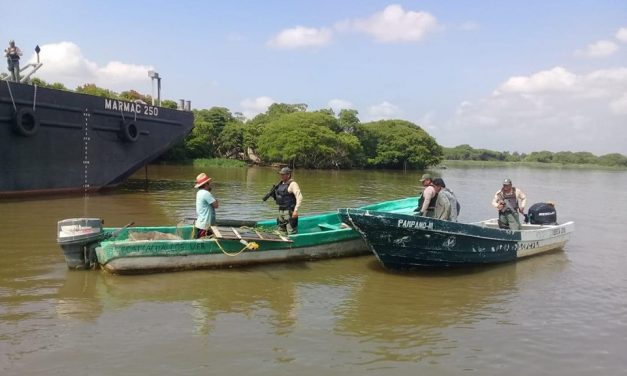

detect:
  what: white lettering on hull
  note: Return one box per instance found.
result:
[396,219,434,230]
[104,99,159,117]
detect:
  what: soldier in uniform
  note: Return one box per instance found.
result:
[492,178,527,230]
[272,167,302,234]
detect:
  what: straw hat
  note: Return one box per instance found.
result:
[194,173,212,188]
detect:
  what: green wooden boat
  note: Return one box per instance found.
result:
[338,199,575,270]
[56,198,415,274]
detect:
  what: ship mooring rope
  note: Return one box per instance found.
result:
[5,80,16,111]
[32,84,37,111]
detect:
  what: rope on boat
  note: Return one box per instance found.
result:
[6,80,16,111]
[190,224,260,257]
[213,237,259,257]
[32,84,37,111]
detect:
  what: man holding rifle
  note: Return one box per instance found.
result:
[263,167,302,234]
[492,178,526,230]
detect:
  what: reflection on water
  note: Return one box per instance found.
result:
[42,251,570,368]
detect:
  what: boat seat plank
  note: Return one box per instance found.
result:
[210,226,291,242]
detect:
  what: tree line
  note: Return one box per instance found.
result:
[31,79,627,169]
[444,144,627,167]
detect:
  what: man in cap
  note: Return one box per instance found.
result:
[491,178,526,230]
[416,173,437,217]
[272,167,302,234]
[194,173,219,238]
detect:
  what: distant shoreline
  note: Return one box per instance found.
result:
[438,160,627,170]
[156,158,627,171]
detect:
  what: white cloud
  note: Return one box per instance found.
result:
[338,4,438,43]
[366,101,401,120]
[616,27,627,43]
[25,41,153,91]
[328,99,353,112]
[444,66,627,154]
[575,40,619,58]
[240,96,275,119]
[498,67,577,94]
[267,26,332,49]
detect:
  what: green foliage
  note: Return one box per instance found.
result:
[597,153,627,167]
[359,120,442,169]
[257,112,363,168]
[186,107,239,158]
[31,77,69,90]
[443,145,627,167]
[76,83,119,99]
[443,144,523,162]
[161,99,178,109]
[119,90,147,102]
[338,109,360,134]
[193,158,247,168]
[218,122,246,158]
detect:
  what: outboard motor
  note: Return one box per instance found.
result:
[57,218,105,269]
[527,203,557,225]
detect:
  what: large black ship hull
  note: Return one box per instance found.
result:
[1,81,193,197]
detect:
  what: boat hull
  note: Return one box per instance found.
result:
[99,237,368,274]
[338,208,574,270]
[1,81,193,197]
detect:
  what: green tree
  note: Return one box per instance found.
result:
[75,83,119,99]
[31,77,69,90]
[257,112,362,168]
[160,99,178,109]
[119,89,147,102]
[360,120,442,169]
[597,153,627,167]
[338,109,360,134]
[524,151,554,163]
[218,122,246,158]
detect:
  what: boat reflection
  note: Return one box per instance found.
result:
[55,260,367,336]
[334,251,569,363]
[55,251,568,360]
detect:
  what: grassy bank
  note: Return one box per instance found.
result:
[439,160,627,170]
[192,158,248,168]
[157,158,248,168]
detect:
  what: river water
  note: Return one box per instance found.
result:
[1,165,626,375]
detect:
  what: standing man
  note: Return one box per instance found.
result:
[417,173,437,217]
[194,173,219,238]
[273,167,302,235]
[492,178,526,230]
[5,40,22,82]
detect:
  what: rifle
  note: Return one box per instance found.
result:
[262,183,279,202]
[500,198,527,221]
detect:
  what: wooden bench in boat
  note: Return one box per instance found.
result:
[210,226,292,242]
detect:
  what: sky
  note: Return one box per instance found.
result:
[2,1,626,155]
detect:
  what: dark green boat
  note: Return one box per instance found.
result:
[338,200,574,270]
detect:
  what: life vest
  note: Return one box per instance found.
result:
[417,185,437,211]
[275,180,296,210]
[497,187,518,211]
